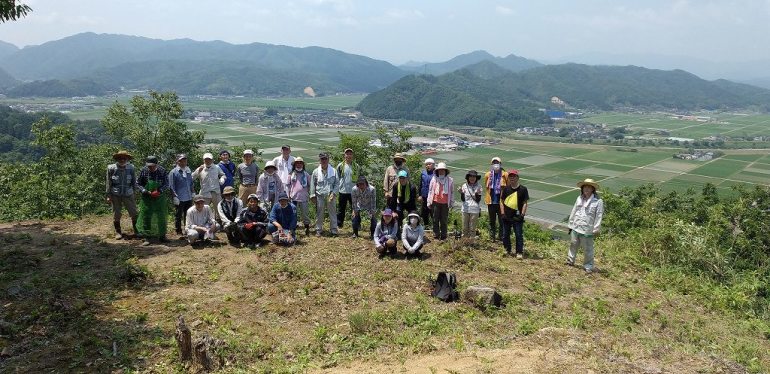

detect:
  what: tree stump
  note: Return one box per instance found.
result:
[194,334,226,372]
[175,315,192,362]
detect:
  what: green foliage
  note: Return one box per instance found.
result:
[6,78,108,97]
[0,1,31,23]
[102,91,204,167]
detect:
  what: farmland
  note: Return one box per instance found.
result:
[582,112,770,141]
[187,120,770,226]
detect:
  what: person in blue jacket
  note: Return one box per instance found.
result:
[268,191,298,246]
[218,149,236,193]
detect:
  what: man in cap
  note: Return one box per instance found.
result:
[567,178,604,273]
[168,153,195,236]
[186,194,217,245]
[500,169,529,258]
[268,192,297,246]
[238,194,269,249]
[383,153,409,199]
[351,176,377,239]
[336,147,359,228]
[217,186,244,245]
[193,152,226,220]
[106,150,140,240]
[388,169,417,234]
[310,152,339,236]
[484,156,507,242]
[257,160,283,211]
[418,158,435,228]
[272,144,295,192]
[218,150,236,193]
[137,155,169,245]
[236,149,259,203]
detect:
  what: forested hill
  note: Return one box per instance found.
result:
[358,62,770,128]
[0,32,407,95]
[0,67,18,90]
[399,50,543,75]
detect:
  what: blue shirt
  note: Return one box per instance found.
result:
[419,169,434,198]
[169,166,194,202]
[269,202,297,231]
[218,161,236,192]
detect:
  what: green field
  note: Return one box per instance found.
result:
[583,112,770,140]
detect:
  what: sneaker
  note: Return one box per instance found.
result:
[248,243,257,250]
[141,240,151,246]
[585,268,593,274]
[351,233,359,239]
[565,260,574,266]
[315,231,322,237]
[114,233,124,240]
[516,253,523,260]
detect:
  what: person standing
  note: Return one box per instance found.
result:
[460,170,483,240]
[351,176,377,239]
[106,150,139,240]
[192,153,226,220]
[218,150,236,193]
[418,158,435,228]
[567,179,604,274]
[256,160,283,212]
[272,144,295,192]
[484,157,507,242]
[217,186,244,245]
[236,149,259,203]
[427,162,454,240]
[186,195,217,245]
[238,194,269,249]
[310,152,339,236]
[168,154,195,236]
[388,170,417,235]
[268,192,298,246]
[500,170,529,258]
[137,155,169,246]
[336,148,358,228]
[288,157,311,236]
[383,153,408,200]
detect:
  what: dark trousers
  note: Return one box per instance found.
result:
[175,200,193,232]
[501,218,524,254]
[487,203,503,240]
[223,223,240,242]
[420,197,431,227]
[352,211,376,237]
[432,203,449,240]
[337,193,352,227]
[239,224,267,245]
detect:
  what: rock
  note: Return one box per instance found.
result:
[6,285,21,297]
[463,285,503,308]
[1,347,10,357]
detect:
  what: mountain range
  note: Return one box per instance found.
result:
[399,50,542,75]
[357,61,770,128]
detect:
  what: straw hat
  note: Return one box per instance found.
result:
[577,178,599,190]
[112,150,133,161]
[465,169,480,181]
[393,153,406,161]
[292,157,304,167]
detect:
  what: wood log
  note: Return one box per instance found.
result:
[175,315,192,362]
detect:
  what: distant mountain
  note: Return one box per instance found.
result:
[0,67,18,91]
[7,79,109,98]
[743,77,770,90]
[399,50,543,75]
[358,62,770,128]
[0,32,407,94]
[0,41,18,60]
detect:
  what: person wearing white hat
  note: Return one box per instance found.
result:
[567,178,604,273]
[288,157,312,236]
[256,160,284,211]
[484,156,507,242]
[418,158,435,228]
[427,162,454,240]
[236,149,259,203]
[272,144,295,192]
[193,152,226,221]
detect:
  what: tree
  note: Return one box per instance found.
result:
[0,0,31,22]
[102,91,204,168]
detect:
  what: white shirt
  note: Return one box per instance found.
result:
[186,205,215,230]
[272,155,295,186]
[192,164,225,196]
[568,194,604,235]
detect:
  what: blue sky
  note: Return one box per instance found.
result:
[1,0,769,65]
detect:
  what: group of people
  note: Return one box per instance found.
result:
[106,147,603,271]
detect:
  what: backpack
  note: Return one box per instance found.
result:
[431,272,459,302]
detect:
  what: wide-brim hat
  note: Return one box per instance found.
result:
[435,162,449,174]
[465,170,480,180]
[264,160,276,170]
[577,178,599,190]
[491,157,502,164]
[292,157,305,167]
[393,153,406,161]
[113,150,133,161]
[222,186,236,195]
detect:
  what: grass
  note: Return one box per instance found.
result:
[1,216,769,372]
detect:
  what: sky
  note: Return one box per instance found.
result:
[1,0,770,66]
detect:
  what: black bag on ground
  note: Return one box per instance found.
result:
[431,272,459,302]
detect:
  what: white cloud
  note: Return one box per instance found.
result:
[495,5,514,15]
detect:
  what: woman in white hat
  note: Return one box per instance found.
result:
[256,160,283,211]
[288,157,312,236]
[567,178,604,273]
[427,162,454,240]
